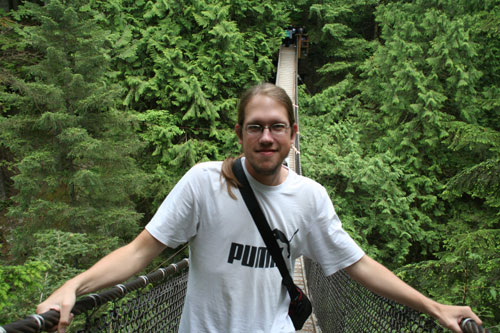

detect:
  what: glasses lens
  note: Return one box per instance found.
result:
[271,123,287,133]
[246,124,262,134]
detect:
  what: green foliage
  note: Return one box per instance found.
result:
[444,121,500,210]
[0,260,49,325]
[0,229,120,325]
[396,229,500,323]
[104,0,289,209]
[0,0,146,259]
[300,84,437,266]
[0,13,39,221]
[30,229,120,299]
[1,0,499,328]
[300,0,499,326]
[297,0,378,92]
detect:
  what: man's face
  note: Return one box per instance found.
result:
[235,94,296,185]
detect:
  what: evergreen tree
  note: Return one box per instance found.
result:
[0,0,146,260]
[294,0,378,93]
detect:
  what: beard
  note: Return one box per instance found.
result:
[246,156,283,177]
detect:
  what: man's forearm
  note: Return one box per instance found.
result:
[344,255,437,314]
[344,255,482,332]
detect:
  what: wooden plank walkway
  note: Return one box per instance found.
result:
[276,46,298,173]
[275,45,319,333]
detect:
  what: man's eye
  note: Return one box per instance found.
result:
[246,125,262,133]
[272,124,287,132]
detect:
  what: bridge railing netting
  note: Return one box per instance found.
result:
[1,257,490,332]
[0,259,189,333]
[77,267,188,332]
[304,258,445,332]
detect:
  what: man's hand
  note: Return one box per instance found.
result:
[36,282,77,333]
[433,303,482,333]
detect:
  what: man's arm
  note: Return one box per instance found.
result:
[36,230,166,333]
[344,255,482,333]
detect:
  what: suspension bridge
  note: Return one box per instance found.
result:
[0,41,490,333]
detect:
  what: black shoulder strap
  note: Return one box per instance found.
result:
[232,158,298,299]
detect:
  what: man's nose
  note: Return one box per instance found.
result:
[259,127,274,142]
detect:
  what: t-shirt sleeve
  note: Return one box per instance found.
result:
[302,186,365,276]
[145,165,202,248]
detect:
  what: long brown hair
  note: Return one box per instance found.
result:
[221,83,294,199]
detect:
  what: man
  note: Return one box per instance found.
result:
[37,83,481,332]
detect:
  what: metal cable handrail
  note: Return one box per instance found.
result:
[0,258,189,333]
[304,259,490,333]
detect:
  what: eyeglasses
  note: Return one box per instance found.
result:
[245,123,290,136]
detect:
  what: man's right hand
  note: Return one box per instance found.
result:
[36,282,77,333]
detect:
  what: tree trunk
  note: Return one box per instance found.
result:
[0,168,6,201]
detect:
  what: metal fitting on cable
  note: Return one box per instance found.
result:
[29,314,45,330]
[0,326,7,333]
[88,293,100,307]
[159,268,167,278]
[139,275,149,286]
[171,263,178,272]
[115,284,127,296]
[461,318,490,333]
[461,318,473,329]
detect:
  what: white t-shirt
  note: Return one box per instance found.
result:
[146,159,364,332]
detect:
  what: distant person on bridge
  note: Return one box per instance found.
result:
[37,83,482,333]
[283,25,294,47]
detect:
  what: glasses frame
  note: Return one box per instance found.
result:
[244,123,291,136]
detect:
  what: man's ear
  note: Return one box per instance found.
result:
[235,124,243,143]
[291,123,298,141]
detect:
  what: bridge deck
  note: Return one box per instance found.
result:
[276,45,298,173]
[275,45,318,333]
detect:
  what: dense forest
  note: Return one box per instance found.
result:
[0,0,498,328]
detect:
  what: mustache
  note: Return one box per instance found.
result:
[256,147,277,152]
[255,142,276,150]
